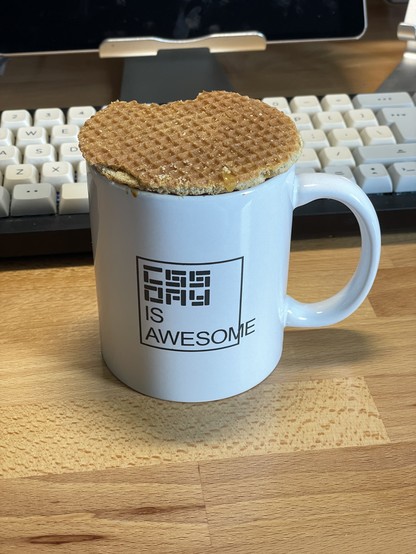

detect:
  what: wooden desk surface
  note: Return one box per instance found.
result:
[1,232,416,553]
[1,1,415,552]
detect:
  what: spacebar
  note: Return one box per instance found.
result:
[354,143,416,165]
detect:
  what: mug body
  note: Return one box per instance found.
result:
[89,167,295,402]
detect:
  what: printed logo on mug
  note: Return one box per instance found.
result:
[137,257,254,352]
[79,91,381,402]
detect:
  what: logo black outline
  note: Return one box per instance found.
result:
[136,256,244,352]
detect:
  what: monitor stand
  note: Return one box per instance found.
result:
[99,32,266,104]
[377,0,416,92]
[120,48,233,104]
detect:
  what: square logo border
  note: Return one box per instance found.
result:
[136,256,244,352]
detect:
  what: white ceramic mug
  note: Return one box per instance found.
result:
[88,165,380,402]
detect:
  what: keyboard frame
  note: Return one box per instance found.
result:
[0,213,91,257]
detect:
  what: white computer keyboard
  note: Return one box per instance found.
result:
[0,92,415,256]
[263,92,416,193]
[0,106,95,218]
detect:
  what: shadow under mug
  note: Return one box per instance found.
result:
[88,165,381,402]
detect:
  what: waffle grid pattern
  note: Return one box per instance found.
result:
[78,91,302,195]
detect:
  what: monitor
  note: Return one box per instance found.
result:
[0,1,367,103]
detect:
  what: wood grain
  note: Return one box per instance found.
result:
[1,231,415,552]
[198,444,416,554]
[0,376,389,479]
[0,464,210,553]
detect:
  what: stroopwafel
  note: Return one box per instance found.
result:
[78,90,303,195]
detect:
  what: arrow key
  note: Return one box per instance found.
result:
[389,162,416,192]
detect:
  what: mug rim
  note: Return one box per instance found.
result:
[88,164,295,202]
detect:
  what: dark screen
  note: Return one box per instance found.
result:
[0,0,366,55]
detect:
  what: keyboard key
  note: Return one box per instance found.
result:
[323,165,356,182]
[0,186,10,217]
[0,145,22,170]
[311,111,346,131]
[11,183,57,216]
[50,124,80,147]
[15,126,48,149]
[262,97,291,114]
[295,148,321,170]
[377,106,416,127]
[360,126,396,146]
[66,106,96,125]
[33,108,65,133]
[344,109,378,129]
[3,164,39,194]
[389,162,416,192]
[352,92,414,111]
[0,128,14,146]
[59,182,89,214]
[391,118,416,144]
[23,144,57,169]
[354,143,416,165]
[1,109,32,130]
[59,142,84,166]
[353,164,393,193]
[377,105,416,144]
[320,94,354,113]
[295,166,316,174]
[319,146,356,168]
[40,161,74,191]
[289,95,322,114]
[300,129,329,150]
[288,112,313,130]
[77,160,88,182]
[327,128,363,148]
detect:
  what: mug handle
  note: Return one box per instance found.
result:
[285,172,381,327]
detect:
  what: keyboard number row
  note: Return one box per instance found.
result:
[263,92,415,114]
[0,107,96,131]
